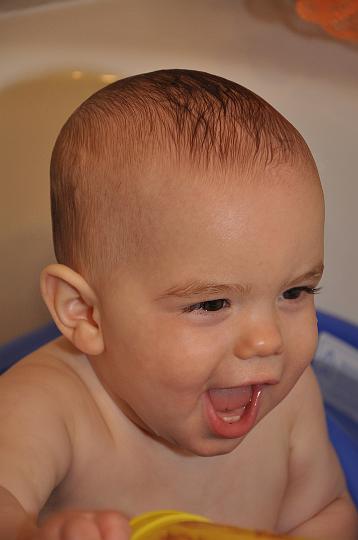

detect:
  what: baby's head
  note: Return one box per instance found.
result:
[42,69,324,456]
[49,69,319,290]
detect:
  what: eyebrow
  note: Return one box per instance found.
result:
[156,263,324,300]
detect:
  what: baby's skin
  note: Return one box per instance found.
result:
[0,165,357,540]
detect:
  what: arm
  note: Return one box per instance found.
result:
[0,484,131,540]
[0,359,73,538]
[0,485,39,540]
[288,490,358,540]
[276,366,358,539]
[0,358,131,540]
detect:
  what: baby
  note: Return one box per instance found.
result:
[0,69,357,540]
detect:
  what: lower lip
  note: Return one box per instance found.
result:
[203,385,263,439]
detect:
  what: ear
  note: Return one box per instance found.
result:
[40,264,104,355]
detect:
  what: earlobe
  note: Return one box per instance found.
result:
[40,264,104,355]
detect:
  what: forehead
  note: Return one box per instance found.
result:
[132,163,324,286]
[145,162,322,237]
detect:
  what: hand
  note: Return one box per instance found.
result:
[23,509,131,540]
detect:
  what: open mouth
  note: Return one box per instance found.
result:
[204,384,263,439]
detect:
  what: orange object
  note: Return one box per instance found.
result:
[296,0,358,42]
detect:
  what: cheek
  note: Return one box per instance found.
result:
[138,321,226,390]
[285,307,319,370]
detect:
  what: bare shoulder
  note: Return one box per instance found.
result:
[0,337,96,514]
[1,335,86,408]
[276,365,347,533]
[2,335,104,405]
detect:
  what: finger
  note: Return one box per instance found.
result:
[95,511,131,540]
[60,514,102,540]
[61,513,101,540]
[39,512,98,540]
[38,517,63,540]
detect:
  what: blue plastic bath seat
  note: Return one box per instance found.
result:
[317,310,358,350]
[0,310,357,507]
[0,321,60,375]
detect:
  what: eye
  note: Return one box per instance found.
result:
[282,286,322,301]
[183,299,230,313]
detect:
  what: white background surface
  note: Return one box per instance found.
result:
[1,0,357,343]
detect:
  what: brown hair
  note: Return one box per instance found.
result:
[50,69,315,289]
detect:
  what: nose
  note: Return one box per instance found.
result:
[234,312,284,360]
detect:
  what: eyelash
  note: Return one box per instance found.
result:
[183,287,322,314]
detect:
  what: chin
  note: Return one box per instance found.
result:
[176,435,243,458]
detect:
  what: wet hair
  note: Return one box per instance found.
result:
[50,68,316,289]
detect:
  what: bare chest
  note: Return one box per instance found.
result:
[41,409,289,531]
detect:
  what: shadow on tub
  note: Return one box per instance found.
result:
[0,310,357,507]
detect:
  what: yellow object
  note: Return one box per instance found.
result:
[130,511,209,540]
[130,510,306,540]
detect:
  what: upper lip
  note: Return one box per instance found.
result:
[210,379,279,390]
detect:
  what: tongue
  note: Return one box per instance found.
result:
[208,386,253,412]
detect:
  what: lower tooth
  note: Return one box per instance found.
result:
[222,415,242,423]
